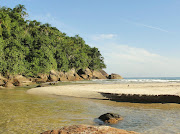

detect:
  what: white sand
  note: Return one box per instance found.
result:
[27,83,180,99]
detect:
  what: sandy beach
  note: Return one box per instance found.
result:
[27,83,180,101]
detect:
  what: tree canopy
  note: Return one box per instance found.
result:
[0,4,106,76]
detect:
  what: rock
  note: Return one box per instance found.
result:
[48,70,60,82]
[74,73,83,81]
[50,70,58,76]
[0,79,5,86]
[77,68,93,80]
[98,113,123,124]
[37,74,48,82]
[80,74,89,79]
[13,79,22,86]
[92,70,107,79]
[41,125,139,134]
[99,69,109,78]
[65,68,76,81]
[35,78,47,83]
[13,75,32,86]
[109,73,123,79]
[84,68,93,78]
[36,84,49,87]
[13,75,29,81]
[0,74,6,80]
[4,81,15,88]
[0,74,7,86]
[49,74,59,82]
[0,86,5,89]
[65,68,83,81]
[59,72,68,81]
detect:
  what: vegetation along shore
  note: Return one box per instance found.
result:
[0,4,123,89]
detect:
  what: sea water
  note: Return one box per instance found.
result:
[73,77,180,84]
[0,78,180,134]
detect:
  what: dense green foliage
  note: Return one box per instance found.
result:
[0,5,106,76]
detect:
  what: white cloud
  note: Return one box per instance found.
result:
[92,34,117,40]
[97,43,180,77]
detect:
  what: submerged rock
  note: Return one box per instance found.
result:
[41,124,139,134]
[98,113,123,124]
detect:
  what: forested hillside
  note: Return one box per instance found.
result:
[0,4,106,77]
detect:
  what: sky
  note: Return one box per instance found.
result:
[1,0,180,77]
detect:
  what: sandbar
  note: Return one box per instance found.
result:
[27,83,180,103]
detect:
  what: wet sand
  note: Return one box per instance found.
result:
[27,83,180,102]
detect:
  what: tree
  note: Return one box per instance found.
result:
[0,5,106,77]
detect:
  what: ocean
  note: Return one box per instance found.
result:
[72,77,180,84]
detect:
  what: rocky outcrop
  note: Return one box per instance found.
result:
[65,68,83,81]
[92,70,107,79]
[99,69,109,78]
[49,70,59,82]
[59,72,68,81]
[41,125,139,134]
[0,74,6,86]
[98,113,123,124]
[0,79,5,86]
[65,68,76,81]
[48,69,83,82]
[13,79,22,86]
[0,69,123,88]
[109,73,123,79]
[49,74,59,82]
[4,81,15,88]
[77,68,93,80]
[13,75,32,86]
[36,74,49,83]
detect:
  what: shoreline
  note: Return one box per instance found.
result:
[27,82,180,103]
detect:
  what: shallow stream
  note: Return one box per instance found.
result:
[0,85,180,134]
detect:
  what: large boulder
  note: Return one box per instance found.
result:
[13,75,32,86]
[74,73,83,81]
[41,125,139,134]
[13,79,22,86]
[0,74,6,80]
[49,74,59,82]
[65,69,76,81]
[0,79,5,86]
[77,68,93,80]
[48,70,60,82]
[92,70,107,79]
[37,74,48,82]
[0,74,7,86]
[99,69,109,78]
[98,113,123,124]
[59,72,68,81]
[65,68,83,81]
[4,81,15,88]
[13,75,29,81]
[109,73,123,79]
